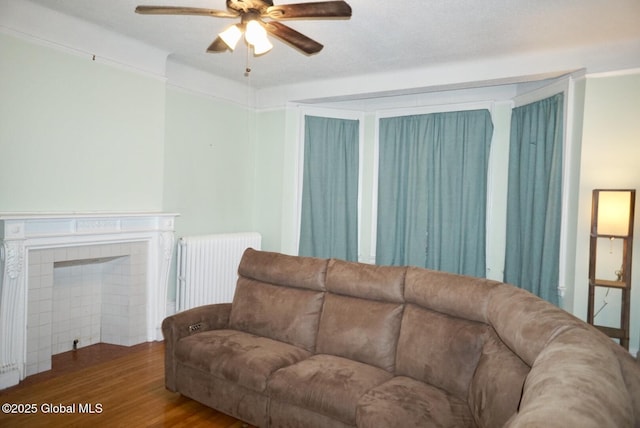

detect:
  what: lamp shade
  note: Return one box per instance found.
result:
[245,20,268,46]
[219,24,243,50]
[596,190,632,236]
[252,38,273,55]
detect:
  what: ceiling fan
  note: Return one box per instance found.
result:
[135,0,352,56]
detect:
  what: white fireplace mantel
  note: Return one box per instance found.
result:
[0,212,179,389]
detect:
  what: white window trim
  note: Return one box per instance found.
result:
[512,71,585,300]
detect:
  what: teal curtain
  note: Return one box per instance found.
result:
[299,115,359,261]
[376,109,493,277]
[504,93,564,305]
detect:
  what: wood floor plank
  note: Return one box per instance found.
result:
[0,342,255,428]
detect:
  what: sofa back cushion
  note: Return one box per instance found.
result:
[326,259,406,303]
[316,293,403,372]
[396,304,487,401]
[404,266,500,323]
[486,283,587,366]
[468,330,530,428]
[229,278,324,352]
[238,248,328,292]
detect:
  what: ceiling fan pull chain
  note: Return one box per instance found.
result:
[245,44,252,77]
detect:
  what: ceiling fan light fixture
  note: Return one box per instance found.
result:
[219,24,242,50]
[244,20,267,46]
[252,37,273,55]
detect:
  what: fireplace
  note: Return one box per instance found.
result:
[0,212,178,389]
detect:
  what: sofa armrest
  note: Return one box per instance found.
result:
[162,303,232,342]
[162,303,232,391]
[506,328,634,428]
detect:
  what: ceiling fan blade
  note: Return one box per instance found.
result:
[266,1,351,19]
[265,21,323,55]
[207,37,230,53]
[135,6,239,18]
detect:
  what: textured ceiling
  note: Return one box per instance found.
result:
[16,0,640,89]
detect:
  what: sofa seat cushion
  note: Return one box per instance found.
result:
[357,376,476,428]
[268,354,393,425]
[175,329,311,393]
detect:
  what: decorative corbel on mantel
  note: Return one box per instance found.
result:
[0,240,26,387]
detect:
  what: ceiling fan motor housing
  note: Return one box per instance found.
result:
[227,0,273,14]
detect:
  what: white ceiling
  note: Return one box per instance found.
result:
[7,0,640,90]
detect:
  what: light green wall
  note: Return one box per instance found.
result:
[0,33,260,303]
[163,86,256,239]
[252,109,287,252]
[162,86,258,300]
[0,33,165,211]
[573,71,640,353]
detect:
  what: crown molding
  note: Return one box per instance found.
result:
[0,0,168,79]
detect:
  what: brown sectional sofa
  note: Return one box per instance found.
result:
[162,248,640,427]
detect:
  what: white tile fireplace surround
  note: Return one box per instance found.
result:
[0,212,178,389]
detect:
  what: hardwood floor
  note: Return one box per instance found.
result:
[0,342,254,427]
